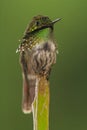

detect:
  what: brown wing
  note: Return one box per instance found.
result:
[20,51,36,114]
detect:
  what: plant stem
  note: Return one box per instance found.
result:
[32,77,49,130]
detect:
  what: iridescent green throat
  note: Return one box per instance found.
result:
[36,27,51,40]
[17,28,52,52]
[30,28,52,48]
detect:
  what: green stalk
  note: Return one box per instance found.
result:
[32,77,49,130]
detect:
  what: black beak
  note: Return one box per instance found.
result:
[52,18,61,24]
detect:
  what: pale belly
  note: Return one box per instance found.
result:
[30,40,57,79]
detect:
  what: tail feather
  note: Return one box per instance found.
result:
[22,76,36,114]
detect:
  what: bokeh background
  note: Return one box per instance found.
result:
[0,0,87,130]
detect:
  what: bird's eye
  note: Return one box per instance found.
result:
[36,21,40,26]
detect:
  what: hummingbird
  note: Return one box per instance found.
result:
[16,15,61,114]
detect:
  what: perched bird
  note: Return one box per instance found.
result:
[16,15,61,114]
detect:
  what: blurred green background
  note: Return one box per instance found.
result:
[0,0,87,130]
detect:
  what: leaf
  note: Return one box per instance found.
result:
[32,77,49,130]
